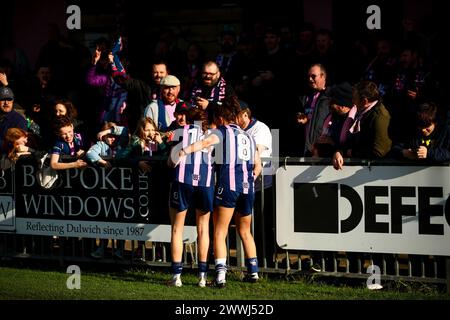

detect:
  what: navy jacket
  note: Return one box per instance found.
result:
[0,110,27,149]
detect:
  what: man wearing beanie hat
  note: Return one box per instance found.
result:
[329,82,353,107]
[313,82,357,158]
[0,87,27,148]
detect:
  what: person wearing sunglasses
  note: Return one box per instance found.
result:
[296,63,330,156]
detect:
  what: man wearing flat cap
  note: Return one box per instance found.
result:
[0,87,27,148]
[144,75,186,132]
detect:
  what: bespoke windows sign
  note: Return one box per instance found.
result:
[0,158,196,243]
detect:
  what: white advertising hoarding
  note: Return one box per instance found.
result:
[1,161,197,243]
[276,164,450,256]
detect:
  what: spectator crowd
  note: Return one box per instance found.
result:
[1,17,449,286]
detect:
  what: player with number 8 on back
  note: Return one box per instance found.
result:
[176,96,262,287]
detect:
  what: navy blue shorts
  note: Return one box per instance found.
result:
[214,186,255,216]
[169,181,214,213]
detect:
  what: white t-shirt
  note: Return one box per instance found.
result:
[245,119,272,158]
[245,118,273,189]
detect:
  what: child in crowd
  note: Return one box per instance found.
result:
[392,102,450,161]
[116,117,169,260]
[167,102,190,131]
[39,99,86,150]
[118,117,168,172]
[1,127,37,169]
[87,122,129,259]
[164,102,191,146]
[86,122,129,167]
[49,116,87,170]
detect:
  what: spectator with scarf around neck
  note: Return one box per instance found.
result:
[312,82,357,158]
[332,81,392,170]
[144,75,184,132]
[189,61,235,124]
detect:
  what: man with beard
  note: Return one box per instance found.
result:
[144,75,184,132]
[150,62,169,100]
[189,61,235,124]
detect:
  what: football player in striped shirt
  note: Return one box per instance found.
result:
[167,108,213,287]
[176,96,262,287]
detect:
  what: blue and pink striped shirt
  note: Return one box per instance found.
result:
[214,124,256,194]
[51,133,84,156]
[174,124,214,187]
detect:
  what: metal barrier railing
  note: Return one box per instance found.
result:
[1,157,449,292]
[1,233,447,286]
